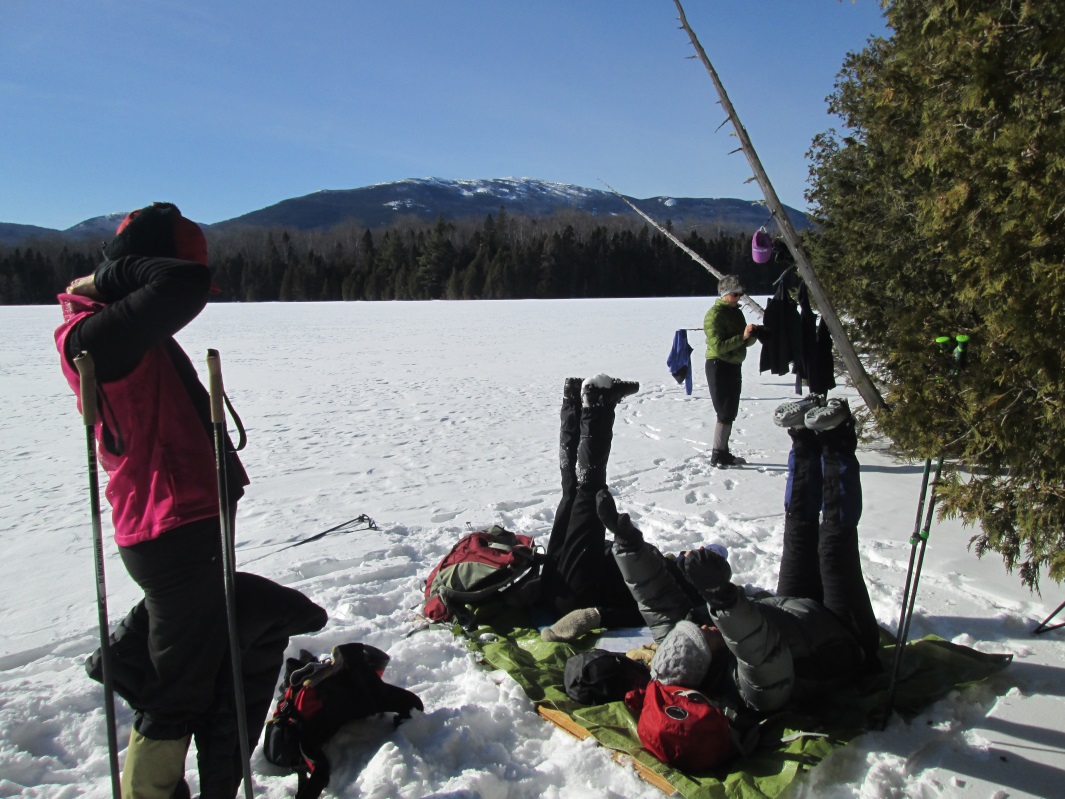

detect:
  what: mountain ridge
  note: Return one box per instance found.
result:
[1,177,810,245]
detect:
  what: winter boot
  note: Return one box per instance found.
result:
[774,393,825,428]
[805,397,851,431]
[710,449,744,468]
[121,729,192,799]
[580,374,639,408]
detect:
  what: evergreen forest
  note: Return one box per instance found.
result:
[0,211,783,305]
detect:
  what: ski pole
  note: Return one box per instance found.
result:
[1033,599,1065,634]
[881,455,942,728]
[881,334,969,727]
[73,352,122,799]
[206,350,255,799]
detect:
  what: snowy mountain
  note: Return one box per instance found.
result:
[2,179,810,244]
[214,177,810,232]
[62,212,129,239]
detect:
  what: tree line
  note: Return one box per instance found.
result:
[0,210,787,305]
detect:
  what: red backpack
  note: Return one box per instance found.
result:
[631,680,735,771]
[423,525,538,626]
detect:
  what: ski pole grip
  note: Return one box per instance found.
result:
[74,351,98,426]
[953,334,970,372]
[206,349,226,424]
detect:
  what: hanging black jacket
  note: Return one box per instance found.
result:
[758,281,801,378]
[797,283,837,395]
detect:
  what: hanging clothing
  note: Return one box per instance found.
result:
[758,281,802,378]
[797,283,837,395]
[667,329,695,395]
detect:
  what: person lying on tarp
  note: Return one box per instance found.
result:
[521,375,648,642]
[596,396,881,722]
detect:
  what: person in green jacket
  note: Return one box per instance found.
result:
[704,275,759,467]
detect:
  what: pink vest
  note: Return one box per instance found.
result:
[55,293,223,547]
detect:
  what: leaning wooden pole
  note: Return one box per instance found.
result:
[599,178,764,320]
[673,0,886,413]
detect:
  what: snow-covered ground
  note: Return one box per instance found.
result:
[1,297,1061,798]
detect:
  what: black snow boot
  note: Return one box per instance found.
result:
[581,375,640,408]
[710,449,745,468]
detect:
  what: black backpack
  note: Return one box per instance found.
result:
[563,648,651,705]
[264,643,423,799]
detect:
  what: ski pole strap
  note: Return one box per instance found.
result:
[74,352,98,426]
[223,391,247,451]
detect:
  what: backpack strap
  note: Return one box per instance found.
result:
[294,746,330,799]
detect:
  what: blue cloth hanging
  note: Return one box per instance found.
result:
[667,329,695,395]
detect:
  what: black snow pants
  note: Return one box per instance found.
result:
[109,517,328,797]
[776,422,881,665]
[541,394,641,627]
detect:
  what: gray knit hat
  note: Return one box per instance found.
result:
[650,620,713,687]
[718,275,744,297]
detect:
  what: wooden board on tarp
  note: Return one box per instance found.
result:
[537,706,678,795]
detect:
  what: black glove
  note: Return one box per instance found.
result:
[596,489,620,531]
[596,489,643,547]
[677,549,736,610]
[379,683,425,726]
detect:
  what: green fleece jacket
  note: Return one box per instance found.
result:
[704,299,756,363]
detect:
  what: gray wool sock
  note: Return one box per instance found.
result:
[541,608,602,642]
[714,422,732,451]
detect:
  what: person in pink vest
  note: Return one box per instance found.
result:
[56,203,326,799]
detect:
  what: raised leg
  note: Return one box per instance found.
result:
[545,376,638,617]
[817,418,880,663]
[776,426,824,601]
[544,377,583,565]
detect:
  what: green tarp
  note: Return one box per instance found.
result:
[459,605,1012,799]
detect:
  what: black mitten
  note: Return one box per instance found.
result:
[677,549,737,610]
[596,489,644,547]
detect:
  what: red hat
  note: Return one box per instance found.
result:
[636,680,735,771]
[106,202,209,266]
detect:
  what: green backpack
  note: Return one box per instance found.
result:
[423,525,538,626]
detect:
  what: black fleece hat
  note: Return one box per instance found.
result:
[104,202,209,266]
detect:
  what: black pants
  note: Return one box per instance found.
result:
[120,517,229,737]
[776,424,880,663]
[119,518,328,797]
[541,399,641,626]
[705,359,741,423]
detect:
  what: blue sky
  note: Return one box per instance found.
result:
[1,1,887,231]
